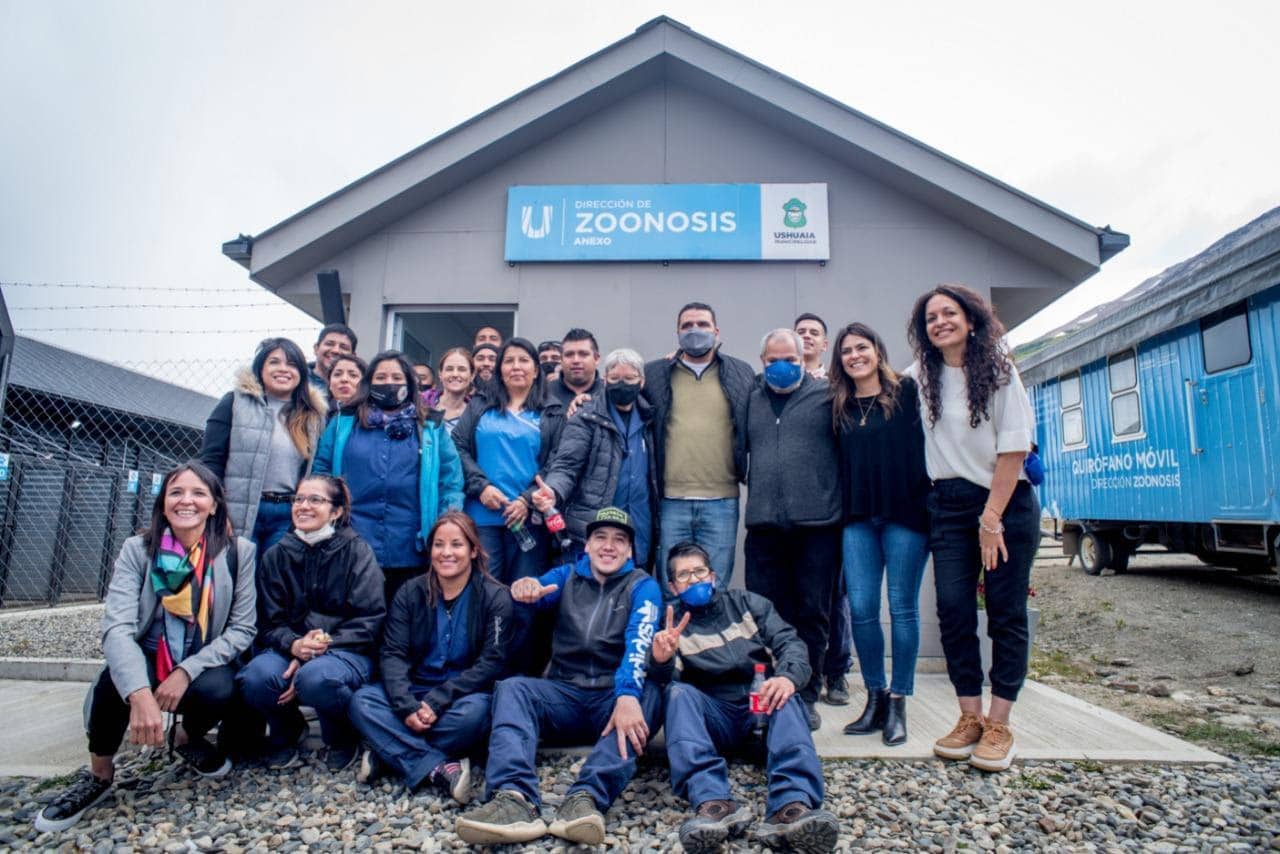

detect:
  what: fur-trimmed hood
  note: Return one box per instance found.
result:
[235,366,329,414]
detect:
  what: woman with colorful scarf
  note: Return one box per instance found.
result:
[35,462,257,834]
[237,475,385,772]
[312,350,465,606]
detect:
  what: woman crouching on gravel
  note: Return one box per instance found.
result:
[348,511,514,803]
[906,284,1038,772]
[236,475,385,773]
[35,461,257,833]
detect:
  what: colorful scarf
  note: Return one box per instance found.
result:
[366,401,418,440]
[150,530,212,681]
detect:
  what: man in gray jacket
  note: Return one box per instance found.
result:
[743,329,842,731]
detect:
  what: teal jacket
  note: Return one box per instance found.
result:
[312,411,465,552]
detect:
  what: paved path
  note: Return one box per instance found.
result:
[0,674,1222,778]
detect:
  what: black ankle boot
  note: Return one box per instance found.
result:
[842,689,888,734]
[882,695,907,745]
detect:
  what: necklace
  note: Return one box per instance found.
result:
[855,395,876,427]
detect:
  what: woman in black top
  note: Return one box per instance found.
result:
[831,322,930,746]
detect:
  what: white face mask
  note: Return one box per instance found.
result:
[295,523,336,546]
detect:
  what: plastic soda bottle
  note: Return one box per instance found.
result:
[749,663,767,734]
[509,519,537,552]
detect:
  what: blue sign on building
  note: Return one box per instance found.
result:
[504,183,829,262]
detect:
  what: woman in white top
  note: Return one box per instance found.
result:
[905,283,1038,773]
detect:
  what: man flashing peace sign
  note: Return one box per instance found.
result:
[652,542,841,854]
[457,508,663,848]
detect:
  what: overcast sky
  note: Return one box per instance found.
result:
[1,1,1276,391]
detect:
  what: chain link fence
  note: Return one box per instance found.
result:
[0,348,242,608]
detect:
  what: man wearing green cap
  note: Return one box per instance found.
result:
[456,507,663,846]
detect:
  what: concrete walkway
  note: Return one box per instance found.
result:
[0,674,1223,778]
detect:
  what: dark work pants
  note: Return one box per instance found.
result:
[743,524,842,704]
[823,576,853,679]
[484,677,664,810]
[86,661,235,757]
[928,479,1040,702]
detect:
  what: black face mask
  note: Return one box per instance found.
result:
[539,361,559,376]
[368,383,409,410]
[606,381,642,408]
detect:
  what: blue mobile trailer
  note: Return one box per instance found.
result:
[1016,208,1280,575]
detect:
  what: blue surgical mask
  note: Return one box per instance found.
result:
[763,360,804,392]
[678,580,715,608]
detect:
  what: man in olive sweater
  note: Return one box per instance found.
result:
[652,542,838,854]
[743,328,843,731]
[644,301,755,586]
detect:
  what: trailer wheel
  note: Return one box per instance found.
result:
[1079,531,1110,576]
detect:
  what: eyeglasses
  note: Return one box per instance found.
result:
[672,565,712,584]
[291,494,333,507]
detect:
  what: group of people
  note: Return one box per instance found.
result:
[36,284,1040,854]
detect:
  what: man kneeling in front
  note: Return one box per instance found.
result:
[455,507,663,846]
[653,542,839,853]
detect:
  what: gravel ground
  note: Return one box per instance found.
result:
[3,554,1280,849]
[2,749,1277,852]
[0,606,103,659]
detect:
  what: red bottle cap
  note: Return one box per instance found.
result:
[754,663,766,672]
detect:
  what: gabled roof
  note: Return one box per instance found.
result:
[8,336,218,430]
[1015,205,1280,386]
[226,16,1126,289]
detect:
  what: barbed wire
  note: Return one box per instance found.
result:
[21,326,319,334]
[2,281,266,294]
[11,302,285,311]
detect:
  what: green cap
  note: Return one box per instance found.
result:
[585,506,635,543]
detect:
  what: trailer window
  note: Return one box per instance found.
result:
[1108,350,1142,438]
[1059,372,1085,447]
[1200,301,1251,373]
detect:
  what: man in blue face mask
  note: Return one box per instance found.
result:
[743,328,843,732]
[651,542,839,853]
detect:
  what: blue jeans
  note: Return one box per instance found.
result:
[484,677,664,810]
[843,518,929,696]
[348,684,492,789]
[252,499,293,557]
[657,497,739,588]
[477,524,549,586]
[664,682,823,816]
[237,648,373,748]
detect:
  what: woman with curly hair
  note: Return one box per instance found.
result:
[905,284,1037,772]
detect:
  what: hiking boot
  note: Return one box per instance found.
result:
[355,746,383,785]
[263,728,306,771]
[754,801,840,853]
[933,712,985,760]
[33,770,113,833]
[806,702,822,732]
[823,675,850,706]
[547,789,606,845]
[456,789,547,845]
[970,719,1017,771]
[323,743,359,774]
[429,757,473,804]
[175,736,232,778]
[679,799,754,854]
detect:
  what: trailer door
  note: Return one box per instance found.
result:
[1189,301,1270,516]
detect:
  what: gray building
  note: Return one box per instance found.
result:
[223,17,1127,659]
[224,16,1126,367]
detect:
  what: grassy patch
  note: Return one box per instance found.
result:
[1099,600,1114,611]
[1009,772,1052,790]
[1029,649,1094,682]
[1076,759,1104,773]
[1149,713,1280,757]
[32,771,78,793]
